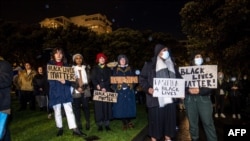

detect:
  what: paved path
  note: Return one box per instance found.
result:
[133,110,250,141]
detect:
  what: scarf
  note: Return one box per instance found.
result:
[55,61,63,66]
[156,56,176,107]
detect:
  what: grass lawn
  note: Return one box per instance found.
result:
[9,93,148,141]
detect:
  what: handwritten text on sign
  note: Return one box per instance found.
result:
[153,78,185,98]
[179,65,217,88]
[47,65,75,81]
[110,76,138,84]
[93,90,118,103]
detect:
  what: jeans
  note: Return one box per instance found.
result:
[184,95,217,141]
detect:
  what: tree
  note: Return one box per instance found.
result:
[180,0,250,73]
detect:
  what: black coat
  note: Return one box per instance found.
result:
[139,58,182,108]
[0,59,12,113]
[32,73,49,96]
[91,65,112,121]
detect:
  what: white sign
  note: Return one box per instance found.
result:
[153,78,185,98]
[179,65,217,88]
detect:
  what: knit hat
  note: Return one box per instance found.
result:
[72,53,83,62]
[154,44,166,56]
[117,54,128,65]
[96,53,107,63]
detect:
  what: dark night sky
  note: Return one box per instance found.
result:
[0,0,189,39]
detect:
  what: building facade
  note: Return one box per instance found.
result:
[39,13,112,34]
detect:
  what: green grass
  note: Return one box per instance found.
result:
[9,93,148,141]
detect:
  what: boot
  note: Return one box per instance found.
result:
[56,128,63,136]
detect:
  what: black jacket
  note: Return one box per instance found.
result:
[139,58,182,108]
[0,59,12,114]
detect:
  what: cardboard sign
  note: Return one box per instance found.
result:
[179,65,217,88]
[93,90,118,103]
[153,78,185,98]
[47,65,75,81]
[110,76,138,84]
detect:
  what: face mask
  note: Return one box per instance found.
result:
[219,75,224,79]
[161,51,169,60]
[194,58,203,66]
[231,77,236,81]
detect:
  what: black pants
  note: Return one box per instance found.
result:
[72,96,90,130]
[19,90,36,110]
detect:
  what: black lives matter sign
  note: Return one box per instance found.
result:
[93,90,118,103]
[153,78,185,98]
[179,65,217,88]
[47,65,75,81]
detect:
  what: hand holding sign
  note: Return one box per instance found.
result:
[188,88,200,95]
[153,78,185,98]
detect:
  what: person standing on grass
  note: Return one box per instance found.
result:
[139,44,181,141]
[0,56,12,141]
[111,54,136,130]
[47,47,85,137]
[32,66,48,111]
[91,53,113,131]
[71,53,91,132]
[17,62,37,111]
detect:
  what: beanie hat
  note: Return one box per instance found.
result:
[96,53,107,63]
[154,44,166,56]
[117,54,129,65]
[72,53,83,62]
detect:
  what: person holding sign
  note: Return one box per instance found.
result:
[139,44,181,141]
[71,53,91,132]
[91,53,113,131]
[184,52,217,141]
[111,54,136,130]
[47,48,85,137]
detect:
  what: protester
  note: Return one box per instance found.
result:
[184,52,217,141]
[32,66,48,111]
[240,74,250,109]
[71,53,91,132]
[17,62,37,111]
[139,44,181,141]
[214,71,228,118]
[112,54,136,130]
[0,56,12,141]
[47,47,85,137]
[228,74,242,119]
[91,53,112,131]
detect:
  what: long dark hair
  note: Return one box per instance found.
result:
[51,47,67,64]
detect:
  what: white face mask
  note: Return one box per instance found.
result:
[219,75,224,79]
[161,51,169,60]
[194,58,203,66]
[231,77,236,81]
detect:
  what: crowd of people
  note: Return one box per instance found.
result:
[1,43,249,141]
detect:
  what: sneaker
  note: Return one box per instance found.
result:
[237,114,241,119]
[220,113,226,118]
[48,113,52,119]
[214,113,218,118]
[232,114,236,119]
